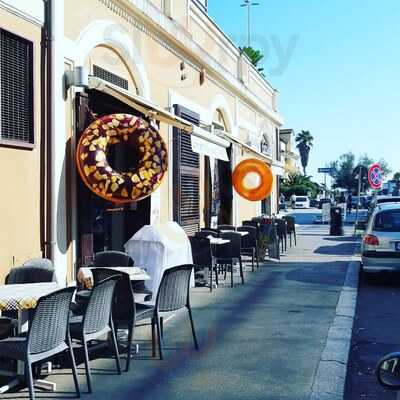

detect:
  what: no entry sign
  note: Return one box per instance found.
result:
[368,163,383,189]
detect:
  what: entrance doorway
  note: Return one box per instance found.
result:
[75,91,151,266]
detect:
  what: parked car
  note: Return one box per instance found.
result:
[293,196,310,209]
[367,195,400,221]
[361,203,400,274]
[318,198,332,209]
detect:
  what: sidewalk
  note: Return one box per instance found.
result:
[4,225,357,400]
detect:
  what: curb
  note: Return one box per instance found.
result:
[310,255,360,400]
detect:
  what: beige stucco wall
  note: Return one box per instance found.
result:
[63,0,279,241]
[0,9,42,282]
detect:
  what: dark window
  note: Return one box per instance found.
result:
[374,210,400,232]
[0,29,34,144]
[93,65,128,90]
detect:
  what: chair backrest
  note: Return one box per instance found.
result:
[156,264,193,312]
[189,237,212,269]
[6,266,56,284]
[218,225,235,232]
[22,258,54,269]
[83,275,120,335]
[219,232,242,258]
[93,251,132,267]
[28,287,75,355]
[283,216,296,232]
[195,230,218,238]
[237,226,257,248]
[275,219,287,235]
[201,227,218,234]
[243,220,260,237]
[91,268,135,321]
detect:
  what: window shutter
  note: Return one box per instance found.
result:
[173,105,200,236]
[0,29,34,144]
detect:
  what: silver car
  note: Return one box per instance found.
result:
[361,203,400,273]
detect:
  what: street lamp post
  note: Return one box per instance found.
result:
[240,0,260,47]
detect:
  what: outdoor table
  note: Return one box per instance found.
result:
[208,237,230,245]
[219,230,248,236]
[77,266,150,289]
[0,282,59,394]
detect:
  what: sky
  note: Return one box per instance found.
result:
[208,0,400,184]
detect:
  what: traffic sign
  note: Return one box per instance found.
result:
[318,167,333,173]
[368,163,383,189]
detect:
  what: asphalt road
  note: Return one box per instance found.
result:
[344,271,400,399]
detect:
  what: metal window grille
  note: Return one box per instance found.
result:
[0,29,34,144]
[93,65,128,90]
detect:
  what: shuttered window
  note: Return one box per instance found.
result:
[0,29,34,145]
[93,65,129,90]
[173,105,200,236]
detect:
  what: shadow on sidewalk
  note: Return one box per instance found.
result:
[314,243,356,256]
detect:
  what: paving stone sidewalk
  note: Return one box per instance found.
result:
[3,225,357,400]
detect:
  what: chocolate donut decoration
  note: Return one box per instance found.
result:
[232,158,273,201]
[76,113,168,203]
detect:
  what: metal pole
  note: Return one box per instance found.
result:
[354,166,362,234]
[247,3,251,47]
[324,172,327,199]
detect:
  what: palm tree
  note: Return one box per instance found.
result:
[241,46,264,73]
[295,130,314,175]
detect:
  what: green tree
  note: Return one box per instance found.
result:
[281,173,319,198]
[295,130,314,175]
[377,158,392,177]
[329,152,356,192]
[329,152,392,193]
[393,172,400,195]
[241,46,264,73]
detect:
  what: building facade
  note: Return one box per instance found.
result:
[0,0,284,284]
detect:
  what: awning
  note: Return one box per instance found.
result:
[88,76,193,133]
[191,134,229,161]
[220,131,273,163]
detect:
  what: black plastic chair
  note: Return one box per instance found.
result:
[283,216,297,246]
[0,287,80,400]
[275,219,288,252]
[91,268,154,372]
[0,266,57,339]
[93,251,132,267]
[151,264,198,360]
[237,226,259,271]
[190,236,217,292]
[70,275,121,393]
[215,232,244,287]
[218,224,236,232]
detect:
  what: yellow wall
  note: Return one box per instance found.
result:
[0,10,42,282]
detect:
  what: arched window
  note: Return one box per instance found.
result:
[260,134,271,156]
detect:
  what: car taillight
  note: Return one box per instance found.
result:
[363,234,379,246]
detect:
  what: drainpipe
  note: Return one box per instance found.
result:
[43,0,54,261]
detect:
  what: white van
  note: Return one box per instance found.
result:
[294,196,310,209]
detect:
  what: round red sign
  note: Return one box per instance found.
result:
[368,163,383,189]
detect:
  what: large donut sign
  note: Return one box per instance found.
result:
[368,163,383,189]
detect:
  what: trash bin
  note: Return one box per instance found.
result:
[330,206,343,236]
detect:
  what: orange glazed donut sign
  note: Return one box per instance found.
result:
[232,158,273,201]
[76,113,168,203]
